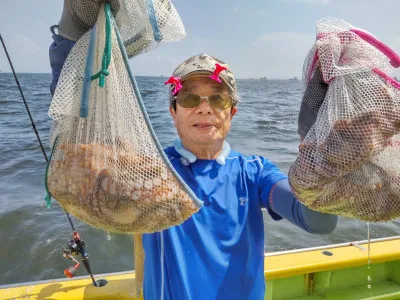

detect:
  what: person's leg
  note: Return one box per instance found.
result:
[49,25,76,96]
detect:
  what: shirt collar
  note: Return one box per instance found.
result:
[173,138,231,165]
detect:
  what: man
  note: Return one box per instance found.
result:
[49,4,338,299]
[141,53,338,300]
[49,0,120,95]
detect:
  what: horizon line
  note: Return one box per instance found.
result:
[0,72,302,81]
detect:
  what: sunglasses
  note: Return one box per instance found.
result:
[176,93,233,110]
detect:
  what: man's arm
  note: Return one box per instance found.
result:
[58,0,121,42]
[49,0,121,96]
[49,30,75,96]
[270,65,337,233]
[268,179,338,234]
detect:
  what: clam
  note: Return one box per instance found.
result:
[47,142,199,233]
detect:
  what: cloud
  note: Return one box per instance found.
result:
[249,32,315,79]
[248,32,400,79]
[0,33,47,72]
[288,0,331,4]
[129,49,185,76]
[14,34,41,55]
[253,32,314,46]
[254,9,272,17]
[190,36,209,48]
[387,38,400,56]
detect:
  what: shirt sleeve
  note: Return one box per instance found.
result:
[267,179,338,234]
[258,156,288,220]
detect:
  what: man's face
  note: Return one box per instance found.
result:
[169,76,237,149]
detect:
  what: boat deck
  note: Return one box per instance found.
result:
[265,237,400,300]
[1,238,400,299]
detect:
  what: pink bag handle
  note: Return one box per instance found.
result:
[308,30,400,85]
[350,29,400,68]
[373,68,400,90]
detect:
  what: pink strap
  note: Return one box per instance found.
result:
[373,68,400,90]
[350,29,400,68]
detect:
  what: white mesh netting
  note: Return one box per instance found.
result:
[289,18,400,222]
[46,3,201,233]
[115,0,186,58]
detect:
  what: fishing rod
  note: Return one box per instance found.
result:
[0,33,97,287]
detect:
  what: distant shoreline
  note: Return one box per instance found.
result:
[0,72,305,81]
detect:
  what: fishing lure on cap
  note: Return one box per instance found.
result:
[164,76,183,95]
[209,63,227,83]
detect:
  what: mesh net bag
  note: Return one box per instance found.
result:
[289,17,400,222]
[115,0,186,58]
[45,3,202,234]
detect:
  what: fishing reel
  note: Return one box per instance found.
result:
[62,231,91,279]
[63,252,81,278]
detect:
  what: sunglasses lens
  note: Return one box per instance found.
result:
[178,94,201,108]
[209,94,232,109]
[177,93,233,109]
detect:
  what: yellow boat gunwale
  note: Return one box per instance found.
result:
[1,236,400,300]
[264,236,400,280]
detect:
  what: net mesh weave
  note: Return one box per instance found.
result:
[47,2,201,233]
[289,18,400,222]
[116,0,186,58]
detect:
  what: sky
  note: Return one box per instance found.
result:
[0,0,399,79]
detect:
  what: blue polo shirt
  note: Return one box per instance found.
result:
[142,140,287,300]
